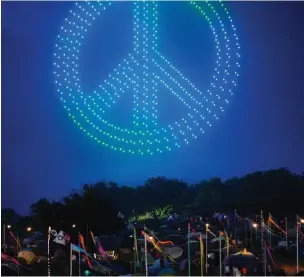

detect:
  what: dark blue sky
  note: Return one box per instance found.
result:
[2,1,304,215]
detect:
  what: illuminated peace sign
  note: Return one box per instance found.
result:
[54,1,240,155]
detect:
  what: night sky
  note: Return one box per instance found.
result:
[2,1,304,215]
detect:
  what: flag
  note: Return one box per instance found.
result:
[90,231,96,246]
[97,240,107,259]
[225,232,229,257]
[72,244,87,255]
[2,253,22,266]
[9,231,22,250]
[17,236,21,252]
[9,230,17,242]
[79,233,92,269]
[53,231,68,246]
[199,234,204,276]
[297,215,302,227]
[79,233,86,249]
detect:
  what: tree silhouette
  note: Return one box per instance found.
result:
[1,208,20,225]
[29,185,125,236]
[5,167,304,234]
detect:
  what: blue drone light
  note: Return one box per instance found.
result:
[54,1,240,155]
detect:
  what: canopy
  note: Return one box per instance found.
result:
[18,250,36,264]
[227,248,259,269]
[232,248,254,256]
[162,246,183,259]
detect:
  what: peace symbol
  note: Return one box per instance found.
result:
[51,230,70,241]
[54,1,240,155]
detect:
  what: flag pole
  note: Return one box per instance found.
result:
[78,233,81,276]
[47,226,51,277]
[70,243,73,276]
[133,227,137,275]
[205,223,209,275]
[261,210,266,276]
[188,222,191,277]
[219,232,222,276]
[296,214,299,274]
[144,233,148,276]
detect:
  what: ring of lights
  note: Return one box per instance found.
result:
[54,1,240,155]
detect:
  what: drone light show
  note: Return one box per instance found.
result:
[53,1,240,155]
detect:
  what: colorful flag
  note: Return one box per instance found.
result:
[97,240,107,259]
[90,231,96,246]
[2,253,21,266]
[51,230,70,246]
[225,232,229,257]
[199,234,204,276]
[79,233,92,269]
[72,244,87,254]
[53,231,67,246]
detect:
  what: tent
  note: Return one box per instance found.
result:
[18,249,36,265]
[227,248,260,270]
[159,246,183,259]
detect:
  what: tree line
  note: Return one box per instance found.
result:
[2,168,304,236]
